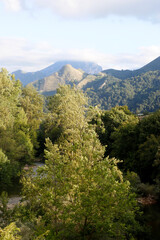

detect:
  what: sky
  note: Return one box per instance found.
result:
[1,0,160,72]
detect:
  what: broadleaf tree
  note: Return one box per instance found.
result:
[21,85,140,239]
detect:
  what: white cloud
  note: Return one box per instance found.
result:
[0,38,61,72]
[98,46,160,70]
[1,0,22,11]
[1,0,160,21]
[0,37,160,72]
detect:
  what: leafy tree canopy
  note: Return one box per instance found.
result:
[21,85,140,239]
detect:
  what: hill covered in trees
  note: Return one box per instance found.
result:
[102,56,160,80]
[86,70,160,113]
[28,60,160,113]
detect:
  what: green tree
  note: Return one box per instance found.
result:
[0,70,34,164]
[0,222,21,240]
[137,135,160,182]
[111,122,139,172]
[0,69,21,131]
[21,85,139,239]
[0,69,43,189]
[20,85,44,150]
[93,106,138,156]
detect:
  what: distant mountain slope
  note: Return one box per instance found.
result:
[14,56,160,112]
[136,56,160,73]
[31,64,88,93]
[12,60,102,86]
[102,69,133,80]
[86,70,160,112]
[102,56,160,80]
[30,59,160,112]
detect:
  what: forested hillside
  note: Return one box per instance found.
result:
[24,57,160,113]
[30,67,160,113]
[86,71,160,112]
[102,56,160,80]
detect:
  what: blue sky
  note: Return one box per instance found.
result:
[1,0,160,72]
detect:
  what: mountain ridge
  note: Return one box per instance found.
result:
[12,60,102,86]
[31,64,87,93]
[13,56,160,112]
[102,56,160,80]
[30,56,160,97]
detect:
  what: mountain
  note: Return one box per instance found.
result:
[14,56,160,112]
[102,56,160,80]
[135,56,160,74]
[102,69,133,80]
[12,60,102,86]
[31,64,90,95]
[13,56,160,86]
[30,57,160,112]
[86,70,160,113]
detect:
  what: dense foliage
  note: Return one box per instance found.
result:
[86,71,160,113]
[92,106,160,187]
[1,68,160,239]
[0,69,44,190]
[20,86,140,239]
